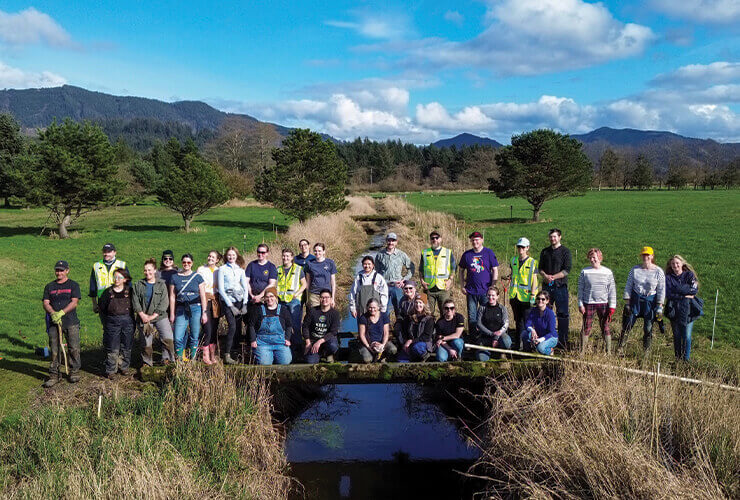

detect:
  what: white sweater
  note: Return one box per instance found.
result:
[577,266,617,308]
[624,265,665,305]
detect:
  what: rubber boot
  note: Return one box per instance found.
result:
[643,332,653,355]
[175,348,184,361]
[43,375,60,388]
[209,344,218,363]
[580,334,589,355]
[604,335,612,355]
[202,346,212,365]
[190,347,198,361]
[224,353,237,365]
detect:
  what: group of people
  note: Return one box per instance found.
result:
[41,230,701,387]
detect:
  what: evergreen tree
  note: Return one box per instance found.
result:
[0,114,25,207]
[631,154,654,190]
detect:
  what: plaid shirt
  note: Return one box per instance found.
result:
[374,248,414,284]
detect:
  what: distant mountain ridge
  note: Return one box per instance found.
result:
[431,133,503,148]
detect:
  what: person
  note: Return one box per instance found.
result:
[245,244,278,308]
[249,287,293,365]
[475,287,511,361]
[42,260,81,387]
[419,231,456,316]
[522,291,558,356]
[98,267,134,378]
[294,238,316,307]
[218,246,249,364]
[664,255,700,362]
[507,238,538,350]
[577,248,617,354]
[539,229,572,350]
[356,298,397,363]
[197,250,222,365]
[169,254,207,361]
[157,249,180,286]
[434,299,466,362]
[132,258,175,366]
[305,243,337,307]
[89,243,126,320]
[349,256,389,319]
[459,231,499,336]
[617,247,666,356]
[277,248,307,354]
[398,295,436,362]
[393,279,419,342]
[302,289,341,364]
[374,232,414,316]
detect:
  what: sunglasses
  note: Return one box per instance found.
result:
[444,306,455,310]
[163,256,173,261]
[403,287,415,290]
[536,297,547,302]
[430,236,440,240]
[257,251,267,254]
[182,261,193,265]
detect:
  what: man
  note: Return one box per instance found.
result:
[245,243,278,306]
[419,231,456,316]
[42,260,81,387]
[459,231,499,336]
[507,237,538,350]
[349,256,389,318]
[302,289,341,364]
[374,232,414,316]
[277,248,307,353]
[539,228,572,350]
[294,239,316,268]
[89,243,126,319]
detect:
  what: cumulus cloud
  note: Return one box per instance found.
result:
[0,7,77,48]
[650,0,740,25]
[650,61,740,89]
[443,11,464,26]
[0,61,66,88]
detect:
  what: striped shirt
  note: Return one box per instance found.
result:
[577,266,617,308]
[624,265,665,305]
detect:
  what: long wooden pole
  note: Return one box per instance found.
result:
[711,289,718,349]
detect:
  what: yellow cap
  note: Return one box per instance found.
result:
[640,246,654,256]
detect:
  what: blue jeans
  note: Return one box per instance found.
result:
[387,285,404,315]
[281,298,303,344]
[466,293,487,336]
[254,334,292,365]
[397,341,429,362]
[304,336,339,364]
[671,320,694,361]
[521,330,558,355]
[436,337,465,362]
[174,303,202,354]
[476,333,512,361]
[543,284,570,349]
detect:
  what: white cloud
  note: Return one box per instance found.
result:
[0,61,66,88]
[443,11,464,26]
[325,11,412,40]
[650,61,740,89]
[651,0,740,25]
[0,8,77,48]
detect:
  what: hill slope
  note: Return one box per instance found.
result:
[432,133,503,148]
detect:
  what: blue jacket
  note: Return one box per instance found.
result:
[665,271,701,324]
[525,307,557,341]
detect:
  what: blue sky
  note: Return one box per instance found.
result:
[1,0,738,142]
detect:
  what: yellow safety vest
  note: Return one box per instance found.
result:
[422,247,452,289]
[277,263,302,303]
[509,256,538,303]
[93,259,127,298]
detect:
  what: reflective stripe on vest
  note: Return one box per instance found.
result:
[509,256,537,302]
[277,264,302,303]
[422,247,452,289]
[93,259,126,298]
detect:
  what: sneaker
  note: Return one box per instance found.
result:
[420,351,431,362]
[68,373,81,383]
[106,373,115,380]
[42,376,59,388]
[325,354,335,363]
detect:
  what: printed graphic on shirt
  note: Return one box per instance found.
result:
[470,256,485,273]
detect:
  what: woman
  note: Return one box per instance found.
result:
[617,247,665,356]
[434,299,465,362]
[98,268,134,378]
[398,295,435,362]
[522,291,558,356]
[157,249,179,285]
[217,246,249,364]
[665,255,700,362]
[475,287,510,361]
[197,250,222,365]
[305,243,337,307]
[577,248,617,354]
[356,298,397,363]
[132,258,175,366]
[349,256,389,319]
[393,279,418,342]
[169,254,207,361]
[249,287,293,365]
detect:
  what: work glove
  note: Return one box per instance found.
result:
[50,310,65,324]
[655,307,663,321]
[608,308,615,321]
[229,305,240,316]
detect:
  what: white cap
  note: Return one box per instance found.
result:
[516,237,530,247]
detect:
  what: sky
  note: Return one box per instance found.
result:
[0,0,738,143]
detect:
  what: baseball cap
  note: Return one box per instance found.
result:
[429,230,441,238]
[469,231,483,239]
[414,293,428,305]
[516,237,530,247]
[162,249,174,258]
[102,243,116,252]
[640,246,654,256]
[404,279,417,288]
[54,260,69,270]
[386,232,398,241]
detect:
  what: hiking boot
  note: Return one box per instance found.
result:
[421,351,431,362]
[68,373,81,383]
[43,376,60,388]
[325,354,335,363]
[223,353,237,365]
[106,373,116,380]
[119,368,130,376]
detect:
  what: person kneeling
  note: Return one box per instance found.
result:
[356,298,397,363]
[521,291,558,356]
[475,287,511,361]
[249,287,292,365]
[303,289,340,363]
[434,299,465,362]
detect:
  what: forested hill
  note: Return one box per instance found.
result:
[431,133,503,148]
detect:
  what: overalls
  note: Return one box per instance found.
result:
[254,305,292,365]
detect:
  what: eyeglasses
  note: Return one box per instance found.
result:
[257,251,267,254]
[536,297,547,302]
[114,275,125,281]
[444,306,455,310]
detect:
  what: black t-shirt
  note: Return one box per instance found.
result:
[435,312,465,338]
[43,279,81,328]
[539,245,572,286]
[302,306,340,341]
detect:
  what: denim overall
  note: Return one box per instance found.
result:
[255,305,292,365]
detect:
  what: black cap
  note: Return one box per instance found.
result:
[54,260,69,270]
[429,230,441,238]
[102,243,116,252]
[469,231,483,239]
[162,249,174,258]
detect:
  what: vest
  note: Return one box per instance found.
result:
[93,259,127,298]
[277,264,302,303]
[509,256,538,302]
[481,304,505,333]
[422,247,452,289]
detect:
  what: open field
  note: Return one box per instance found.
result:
[0,202,291,416]
[405,190,740,370]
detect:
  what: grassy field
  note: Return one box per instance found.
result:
[0,202,291,416]
[405,190,740,367]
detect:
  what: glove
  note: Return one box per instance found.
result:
[608,308,615,321]
[655,307,663,320]
[50,310,65,323]
[229,306,240,316]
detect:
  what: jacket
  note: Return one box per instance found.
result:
[132,279,170,318]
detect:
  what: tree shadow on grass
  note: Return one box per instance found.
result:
[475,217,533,225]
[201,219,289,232]
[113,224,182,232]
[0,226,45,237]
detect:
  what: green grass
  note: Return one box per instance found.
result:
[0,202,291,416]
[406,190,740,368]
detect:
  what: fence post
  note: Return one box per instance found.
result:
[711,289,719,349]
[650,362,660,457]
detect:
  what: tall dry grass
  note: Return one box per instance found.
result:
[0,363,290,499]
[474,362,739,499]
